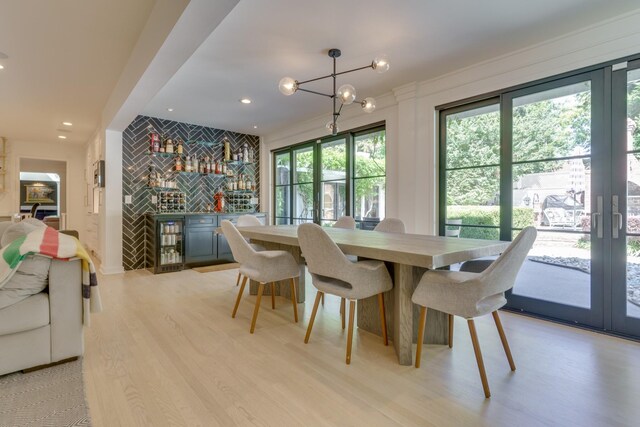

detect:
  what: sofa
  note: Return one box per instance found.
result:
[0,220,84,375]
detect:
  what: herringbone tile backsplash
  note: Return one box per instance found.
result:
[122,115,260,270]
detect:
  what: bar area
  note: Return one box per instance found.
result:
[122,115,264,272]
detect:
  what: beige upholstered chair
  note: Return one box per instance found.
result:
[412,227,537,397]
[374,218,405,233]
[332,215,356,313]
[298,223,393,364]
[333,216,356,230]
[234,215,265,287]
[221,220,299,333]
[445,219,462,237]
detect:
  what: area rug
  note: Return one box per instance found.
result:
[193,262,239,273]
[0,359,91,427]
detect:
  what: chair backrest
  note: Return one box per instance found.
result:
[298,223,352,279]
[445,219,462,237]
[334,216,356,230]
[374,218,405,233]
[476,226,537,297]
[237,215,262,227]
[221,220,256,264]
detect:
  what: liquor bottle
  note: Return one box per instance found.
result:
[176,138,183,155]
[159,134,166,153]
[165,138,174,154]
[215,160,221,175]
[148,165,158,187]
[224,138,231,161]
[148,125,160,153]
[243,143,249,163]
[245,176,252,191]
[175,156,183,172]
[248,147,254,163]
[193,156,199,173]
[185,155,191,173]
[222,162,227,175]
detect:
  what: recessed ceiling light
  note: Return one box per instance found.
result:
[253,125,258,129]
[58,135,67,139]
[167,108,174,112]
[240,98,252,104]
[0,65,4,70]
[62,122,72,126]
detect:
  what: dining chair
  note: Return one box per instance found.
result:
[298,223,393,364]
[332,215,356,313]
[221,220,300,333]
[234,215,265,286]
[412,226,537,397]
[374,218,405,233]
[445,219,462,237]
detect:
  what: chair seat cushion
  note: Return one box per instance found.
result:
[412,269,506,319]
[0,254,51,310]
[0,292,50,335]
[239,250,299,283]
[312,260,392,300]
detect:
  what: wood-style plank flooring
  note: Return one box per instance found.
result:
[84,268,640,427]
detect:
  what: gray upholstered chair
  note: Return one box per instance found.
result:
[298,223,393,364]
[333,216,356,230]
[412,227,537,398]
[221,220,299,333]
[234,215,265,287]
[374,218,405,233]
[332,215,356,313]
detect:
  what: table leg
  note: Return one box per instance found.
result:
[248,240,305,303]
[357,263,448,366]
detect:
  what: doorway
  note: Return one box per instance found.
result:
[19,158,67,228]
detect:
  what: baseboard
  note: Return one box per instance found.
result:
[99,265,125,275]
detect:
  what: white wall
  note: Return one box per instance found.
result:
[0,139,85,235]
[262,9,640,235]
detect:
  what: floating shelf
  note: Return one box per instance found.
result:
[186,140,221,148]
[225,190,255,195]
[178,171,226,177]
[148,152,177,158]
[147,185,181,191]
[223,160,254,166]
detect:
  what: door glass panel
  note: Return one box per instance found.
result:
[445,104,500,169]
[292,183,313,220]
[275,186,289,218]
[355,130,386,178]
[446,167,500,229]
[511,80,592,309]
[513,81,591,162]
[275,152,290,186]
[321,139,346,181]
[626,68,640,319]
[293,146,313,184]
[354,177,385,223]
[320,181,346,221]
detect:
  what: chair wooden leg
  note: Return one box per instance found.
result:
[340,298,345,329]
[232,276,248,318]
[321,293,325,306]
[448,314,454,349]
[492,311,516,371]
[270,282,276,309]
[346,300,356,365]
[305,292,323,343]
[377,293,388,346]
[415,307,427,368]
[290,278,298,323]
[250,283,265,334]
[235,272,241,286]
[468,319,491,398]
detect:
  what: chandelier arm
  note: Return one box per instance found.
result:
[334,63,375,77]
[296,64,374,86]
[296,87,334,98]
[297,74,334,85]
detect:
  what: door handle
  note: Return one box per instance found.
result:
[592,196,603,239]
[612,195,622,239]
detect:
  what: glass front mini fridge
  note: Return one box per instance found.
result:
[146,215,185,274]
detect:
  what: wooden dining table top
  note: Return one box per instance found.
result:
[234,225,510,269]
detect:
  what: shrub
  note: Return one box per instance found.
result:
[446,206,534,240]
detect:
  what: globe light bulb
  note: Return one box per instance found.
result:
[373,55,390,73]
[337,84,356,105]
[361,97,376,113]
[278,77,298,95]
[326,120,339,135]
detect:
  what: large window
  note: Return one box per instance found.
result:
[273,125,386,228]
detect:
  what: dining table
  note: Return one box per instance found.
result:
[233,224,511,366]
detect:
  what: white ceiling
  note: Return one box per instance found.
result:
[143,0,640,136]
[0,0,156,144]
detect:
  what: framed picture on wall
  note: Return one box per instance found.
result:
[24,183,55,203]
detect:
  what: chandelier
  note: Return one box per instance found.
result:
[279,48,389,135]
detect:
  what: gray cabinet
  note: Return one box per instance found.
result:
[217,213,268,262]
[184,215,218,265]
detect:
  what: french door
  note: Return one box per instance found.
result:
[440,59,640,338]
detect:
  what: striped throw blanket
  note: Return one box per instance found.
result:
[0,226,102,325]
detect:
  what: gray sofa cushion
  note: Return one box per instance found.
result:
[0,292,50,335]
[0,255,51,309]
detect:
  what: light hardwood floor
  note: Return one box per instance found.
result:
[84,268,640,427]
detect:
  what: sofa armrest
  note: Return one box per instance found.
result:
[48,258,84,361]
